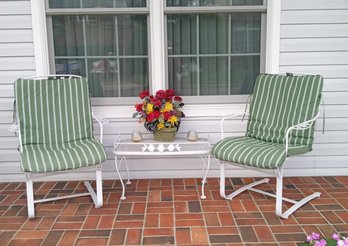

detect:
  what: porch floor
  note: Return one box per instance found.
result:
[0,176,347,245]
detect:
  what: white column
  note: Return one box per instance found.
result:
[149,0,166,92]
[30,0,50,76]
[265,0,281,74]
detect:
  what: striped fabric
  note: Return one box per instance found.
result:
[211,74,323,169]
[212,137,310,169]
[21,139,106,173]
[15,77,106,173]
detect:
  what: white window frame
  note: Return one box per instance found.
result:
[31,0,280,114]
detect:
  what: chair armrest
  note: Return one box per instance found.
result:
[92,111,109,144]
[9,122,23,152]
[9,122,19,133]
[220,113,248,139]
[284,112,320,156]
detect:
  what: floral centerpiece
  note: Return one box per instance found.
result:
[133,89,185,141]
[298,232,348,246]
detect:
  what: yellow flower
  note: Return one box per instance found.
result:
[161,102,173,113]
[168,115,178,126]
[145,103,154,114]
[157,122,165,130]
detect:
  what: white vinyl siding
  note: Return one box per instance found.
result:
[279,0,348,174]
[0,1,35,180]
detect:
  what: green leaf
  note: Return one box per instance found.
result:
[326,239,338,246]
[132,112,139,118]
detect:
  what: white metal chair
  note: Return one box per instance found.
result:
[211,73,323,219]
[9,75,107,219]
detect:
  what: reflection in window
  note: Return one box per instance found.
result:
[167,13,261,96]
[52,15,149,97]
[49,0,146,8]
[166,0,263,7]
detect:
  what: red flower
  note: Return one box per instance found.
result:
[147,110,160,122]
[174,96,182,101]
[166,89,175,97]
[135,103,143,112]
[162,111,172,120]
[139,90,150,99]
[152,100,162,107]
[155,90,167,100]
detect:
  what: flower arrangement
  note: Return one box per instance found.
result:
[133,89,185,133]
[298,232,348,246]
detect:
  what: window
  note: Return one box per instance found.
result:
[46,0,267,102]
[47,1,149,97]
[165,0,266,97]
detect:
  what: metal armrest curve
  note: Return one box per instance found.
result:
[284,111,320,156]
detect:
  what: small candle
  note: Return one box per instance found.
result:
[187,129,198,141]
[131,130,143,142]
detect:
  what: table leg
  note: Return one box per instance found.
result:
[123,157,131,185]
[201,154,211,199]
[114,156,126,200]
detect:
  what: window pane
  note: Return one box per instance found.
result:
[168,57,198,96]
[49,0,146,8]
[84,15,148,56]
[167,15,197,55]
[55,59,86,76]
[52,15,149,97]
[167,13,261,96]
[200,57,228,95]
[231,55,260,94]
[166,0,263,7]
[52,16,85,56]
[231,13,261,53]
[87,58,148,97]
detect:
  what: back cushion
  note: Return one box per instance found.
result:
[246,74,323,147]
[15,77,93,145]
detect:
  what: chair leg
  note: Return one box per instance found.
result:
[95,168,103,208]
[220,163,227,199]
[84,166,104,208]
[26,179,35,219]
[275,174,283,217]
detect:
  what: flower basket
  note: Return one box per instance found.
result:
[153,127,177,142]
[133,89,185,136]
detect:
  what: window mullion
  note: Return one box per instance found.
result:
[196,15,200,96]
[149,0,165,93]
[115,16,121,97]
[228,14,232,95]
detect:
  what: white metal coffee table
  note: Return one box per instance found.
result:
[113,134,211,200]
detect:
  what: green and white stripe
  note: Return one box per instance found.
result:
[15,77,106,173]
[212,74,323,169]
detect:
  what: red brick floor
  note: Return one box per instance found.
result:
[0,176,347,245]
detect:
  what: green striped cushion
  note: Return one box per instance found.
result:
[211,136,310,169]
[21,139,106,172]
[247,74,323,147]
[15,77,93,145]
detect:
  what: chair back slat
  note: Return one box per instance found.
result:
[246,74,323,147]
[15,77,93,145]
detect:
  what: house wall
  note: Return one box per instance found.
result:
[279,0,348,175]
[0,0,36,181]
[0,0,347,182]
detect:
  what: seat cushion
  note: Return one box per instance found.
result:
[211,136,310,169]
[21,139,106,173]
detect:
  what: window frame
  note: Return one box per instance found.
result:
[164,2,267,104]
[40,0,277,106]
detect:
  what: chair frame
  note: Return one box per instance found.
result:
[9,75,107,219]
[219,101,321,219]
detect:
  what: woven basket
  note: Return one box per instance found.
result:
[153,127,177,142]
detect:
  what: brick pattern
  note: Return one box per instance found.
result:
[0,176,347,245]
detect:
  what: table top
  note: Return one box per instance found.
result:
[114,134,211,156]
